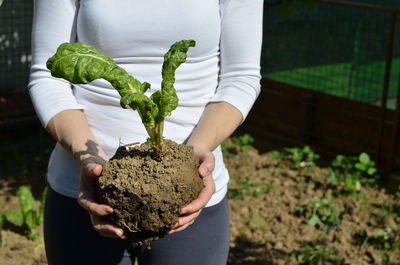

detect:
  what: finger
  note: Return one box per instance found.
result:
[78,163,113,215]
[79,164,102,198]
[78,197,113,216]
[91,215,125,238]
[197,152,215,178]
[82,163,103,179]
[171,210,201,229]
[181,175,215,214]
[167,219,195,234]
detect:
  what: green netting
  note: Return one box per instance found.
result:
[262,0,400,109]
[0,0,33,95]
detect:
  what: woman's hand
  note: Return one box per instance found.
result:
[77,159,125,239]
[167,147,216,234]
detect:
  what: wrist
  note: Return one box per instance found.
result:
[186,139,211,152]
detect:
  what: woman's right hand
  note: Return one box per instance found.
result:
[77,160,126,239]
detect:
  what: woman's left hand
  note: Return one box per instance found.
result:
[167,147,216,234]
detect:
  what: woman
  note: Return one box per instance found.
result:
[29,0,263,264]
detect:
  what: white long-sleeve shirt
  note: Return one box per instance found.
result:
[28,0,263,207]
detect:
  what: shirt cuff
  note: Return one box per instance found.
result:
[209,75,260,122]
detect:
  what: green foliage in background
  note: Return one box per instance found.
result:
[293,196,347,234]
[291,245,349,265]
[222,133,254,158]
[354,227,400,265]
[327,152,379,196]
[271,146,320,171]
[228,177,272,201]
[0,185,47,244]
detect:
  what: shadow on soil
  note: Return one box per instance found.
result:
[228,235,287,265]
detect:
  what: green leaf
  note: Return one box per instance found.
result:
[152,39,195,122]
[37,186,48,226]
[359,153,370,165]
[308,215,321,227]
[27,231,39,241]
[271,150,281,160]
[355,162,366,171]
[326,171,338,183]
[379,250,389,265]
[367,167,377,176]
[19,186,35,217]
[332,155,345,167]
[3,211,23,226]
[47,43,142,92]
[47,42,158,129]
[24,209,37,234]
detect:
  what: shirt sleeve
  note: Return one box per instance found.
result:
[28,0,84,128]
[210,0,263,122]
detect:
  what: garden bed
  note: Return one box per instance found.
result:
[0,134,400,264]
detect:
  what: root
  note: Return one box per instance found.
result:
[121,220,136,233]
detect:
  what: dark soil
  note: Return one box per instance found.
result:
[96,140,204,245]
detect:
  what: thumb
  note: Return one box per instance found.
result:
[198,152,214,178]
[82,163,102,177]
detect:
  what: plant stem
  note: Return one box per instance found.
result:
[138,111,165,151]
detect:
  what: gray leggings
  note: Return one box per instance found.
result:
[44,186,230,265]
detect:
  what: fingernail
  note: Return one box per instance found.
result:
[167,229,174,234]
[117,229,123,237]
[107,207,113,214]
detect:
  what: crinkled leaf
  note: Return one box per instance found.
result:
[47,42,158,128]
[3,210,23,226]
[152,39,195,121]
[19,186,35,217]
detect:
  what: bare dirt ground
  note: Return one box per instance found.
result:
[1,134,399,265]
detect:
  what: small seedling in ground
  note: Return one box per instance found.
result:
[228,176,272,200]
[354,228,399,265]
[373,228,399,251]
[327,152,379,197]
[0,185,47,244]
[293,196,347,234]
[248,212,269,232]
[291,245,349,265]
[271,146,320,172]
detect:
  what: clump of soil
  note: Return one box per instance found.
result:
[96,139,204,245]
